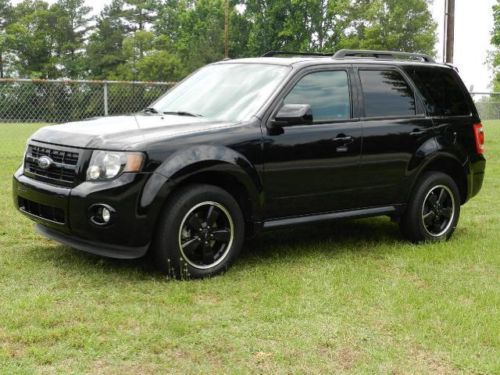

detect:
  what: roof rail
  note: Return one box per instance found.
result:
[333,49,435,63]
[262,50,333,58]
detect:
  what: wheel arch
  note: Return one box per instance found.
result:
[140,145,263,237]
[410,154,468,204]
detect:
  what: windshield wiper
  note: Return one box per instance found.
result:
[163,111,203,118]
[143,107,159,114]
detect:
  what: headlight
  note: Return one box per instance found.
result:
[86,151,145,181]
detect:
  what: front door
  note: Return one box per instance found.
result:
[262,68,362,219]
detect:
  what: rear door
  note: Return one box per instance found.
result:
[355,65,435,207]
[262,66,363,218]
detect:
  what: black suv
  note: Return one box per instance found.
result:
[13,49,486,278]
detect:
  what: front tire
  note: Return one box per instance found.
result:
[152,184,245,279]
[400,172,461,243]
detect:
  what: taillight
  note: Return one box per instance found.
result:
[473,123,485,154]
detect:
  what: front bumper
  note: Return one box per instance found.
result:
[13,167,153,259]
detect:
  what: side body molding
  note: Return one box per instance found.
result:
[140,145,263,221]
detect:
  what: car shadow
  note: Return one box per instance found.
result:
[30,217,404,279]
[241,216,403,260]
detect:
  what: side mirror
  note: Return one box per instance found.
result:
[271,104,313,127]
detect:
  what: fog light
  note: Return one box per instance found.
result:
[89,204,115,226]
[101,207,111,223]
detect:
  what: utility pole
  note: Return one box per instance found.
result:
[444,0,455,63]
[224,0,229,58]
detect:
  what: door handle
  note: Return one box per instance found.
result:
[333,134,354,153]
[333,134,354,144]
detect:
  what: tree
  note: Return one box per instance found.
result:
[154,0,183,42]
[122,0,157,32]
[0,0,12,77]
[345,0,437,54]
[491,0,499,91]
[50,0,93,78]
[86,0,128,79]
[3,0,439,80]
[4,0,59,78]
[242,0,435,55]
[173,0,226,71]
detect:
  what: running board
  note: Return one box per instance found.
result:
[263,206,397,230]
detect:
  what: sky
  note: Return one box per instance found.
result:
[430,0,496,92]
[10,0,497,92]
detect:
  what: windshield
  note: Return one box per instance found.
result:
[151,63,291,122]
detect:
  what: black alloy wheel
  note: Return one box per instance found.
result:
[178,201,234,269]
[400,172,460,243]
[421,185,456,237]
[153,184,244,278]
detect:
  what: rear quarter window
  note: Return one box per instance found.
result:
[404,67,471,116]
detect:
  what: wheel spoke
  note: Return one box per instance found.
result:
[441,207,453,218]
[423,211,436,225]
[427,192,438,206]
[437,188,447,204]
[182,237,202,254]
[202,243,215,264]
[433,221,443,233]
[188,214,204,231]
[213,229,230,242]
[206,206,220,226]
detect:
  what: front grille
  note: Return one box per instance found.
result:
[24,143,81,186]
[18,197,65,224]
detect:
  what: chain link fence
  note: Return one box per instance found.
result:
[0,78,175,123]
[471,92,500,121]
[0,79,498,124]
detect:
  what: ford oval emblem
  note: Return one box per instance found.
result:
[37,156,53,169]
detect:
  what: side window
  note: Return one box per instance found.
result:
[404,67,471,116]
[284,70,351,122]
[360,69,416,117]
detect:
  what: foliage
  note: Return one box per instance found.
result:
[344,0,436,54]
[0,0,12,77]
[4,0,58,78]
[0,0,438,80]
[50,0,93,78]
[85,0,128,79]
[492,0,500,91]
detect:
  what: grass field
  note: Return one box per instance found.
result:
[0,122,498,374]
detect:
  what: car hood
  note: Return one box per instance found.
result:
[30,115,237,150]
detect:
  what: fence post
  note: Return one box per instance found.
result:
[103,82,109,116]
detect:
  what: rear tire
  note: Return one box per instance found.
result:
[152,184,244,279]
[400,172,460,243]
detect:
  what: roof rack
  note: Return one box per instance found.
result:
[262,51,333,58]
[333,49,435,63]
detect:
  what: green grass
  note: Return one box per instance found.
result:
[0,122,499,374]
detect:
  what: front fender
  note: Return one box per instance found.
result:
[139,145,263,221]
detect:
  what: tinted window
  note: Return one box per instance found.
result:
[404,67,471,116]
[360,70,416,117]
[284,71,350,122]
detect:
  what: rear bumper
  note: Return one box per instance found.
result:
[13,167,152,259]
[467,154,486,201]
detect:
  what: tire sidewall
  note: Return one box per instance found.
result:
[403,172,461,242]
[154,184,245,279]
